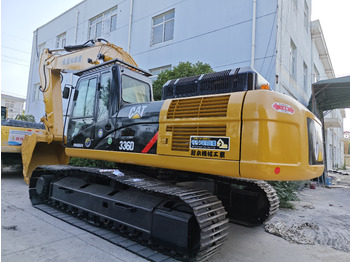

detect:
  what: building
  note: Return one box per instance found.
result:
[25,0,344,168]
[323,109,346,169]
[27,0,330,119]
[1,92,26,119]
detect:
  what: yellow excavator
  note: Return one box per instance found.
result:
[21,39,324,261]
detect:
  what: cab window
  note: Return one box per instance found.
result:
[72,77,97,117]
[97,72,111,121]
[122,75,151,104]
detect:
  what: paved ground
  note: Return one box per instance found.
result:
[2,168,350,262]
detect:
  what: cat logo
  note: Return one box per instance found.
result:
[128,106,147,119]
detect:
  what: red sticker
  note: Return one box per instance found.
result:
[272,102,295,115]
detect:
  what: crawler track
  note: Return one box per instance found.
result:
[215,177,280,226]
[29,166,229,261]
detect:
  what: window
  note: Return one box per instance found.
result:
[290,40,297,78]
[149,65,172,76]
[303,62,308,90]
[89,7,118,39]
[97,73,111,122]
[152,10,175,45]
[149,65,172,82]
[5,100,14,109]
[122,75,151,104]
[72,78,97,117]
[56,32,66,48]
[33,83,41,101]
[304,0,309,31]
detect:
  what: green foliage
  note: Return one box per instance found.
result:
[152,61,214,100]
[268,181,306,209]
[15,114,36,122]
[69,157,118,168]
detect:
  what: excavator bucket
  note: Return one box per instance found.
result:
[21,133,69,184]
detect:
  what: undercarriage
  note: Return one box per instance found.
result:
[29,165,278,261]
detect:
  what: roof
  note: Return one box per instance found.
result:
[311,20,335,79]
[1,92,26,101]
[311,75,350,112]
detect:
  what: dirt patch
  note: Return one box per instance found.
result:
[265,171,350,253]
[265,221,319,245]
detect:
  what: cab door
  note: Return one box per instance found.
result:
[93,71,116,149]
[67,76,97,148]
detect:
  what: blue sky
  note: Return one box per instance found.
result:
[1,0,82,98]
[1,0,349,129]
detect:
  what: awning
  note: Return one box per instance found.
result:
[311,75,350,112]
[309,75,350,181]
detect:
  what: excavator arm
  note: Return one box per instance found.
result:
[22,40,138,183]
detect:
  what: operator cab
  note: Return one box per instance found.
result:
[65,61,153,150]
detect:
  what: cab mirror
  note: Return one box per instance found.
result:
[73,90,79,101]
[62,85,72,99]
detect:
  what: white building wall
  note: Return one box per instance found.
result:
[312,40,327,82]
[25,0,326,122]
[130,0,277,84]
[324,110,345,169]
[1,94,26,119]
[26,0,280,121]
[275,0,312,105]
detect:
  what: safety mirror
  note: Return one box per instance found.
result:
[62,85,72,99]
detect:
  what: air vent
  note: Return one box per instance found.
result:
[167,125,226,151]
[167,95,230,119]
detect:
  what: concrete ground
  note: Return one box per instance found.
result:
[2,168,350,262]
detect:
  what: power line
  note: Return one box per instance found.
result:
[1,59,30,67]
[133,11,276,57]
[260,10,277,72]
[2,54,30,63]
[2,32,32,43]
[2,45,31,54]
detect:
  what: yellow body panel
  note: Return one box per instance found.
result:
[22,133,69,184]
[240,90,324,180]
[65,90,323,182]
[155,90,323,181]
[1,125,44,154]
[65,148,239,178]
[157,92,244,162]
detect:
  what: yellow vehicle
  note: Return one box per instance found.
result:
[1,108,44,167]
[22,39,324,260]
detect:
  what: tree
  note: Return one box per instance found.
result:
[152,61,214,100]
[15,114,36,122]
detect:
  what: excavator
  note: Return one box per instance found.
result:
[21,39,324,261]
